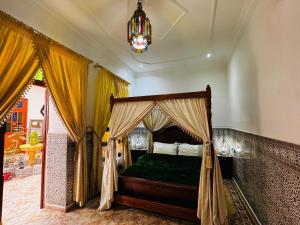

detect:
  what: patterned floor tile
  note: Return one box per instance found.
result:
[2,175,254,225]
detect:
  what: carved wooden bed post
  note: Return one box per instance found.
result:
[206,85,212,140]
[110,94,114,112]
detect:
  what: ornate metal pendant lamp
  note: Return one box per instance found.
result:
[127,0,152,53]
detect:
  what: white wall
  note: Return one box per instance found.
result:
[24,85,45,129]
[24,85,66,135]
[48,100,67,134]
[134,65,230,128]
[228,0,300,144]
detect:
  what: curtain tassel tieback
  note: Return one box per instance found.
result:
[108,137,116,143]
[204,140,213,146]
[107,138,116,152]
[205,155,213,169]
[204,141,213,169]
[76,132,88,149]
[86,126,103,144]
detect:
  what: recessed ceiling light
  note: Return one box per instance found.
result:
[206,53,212,58]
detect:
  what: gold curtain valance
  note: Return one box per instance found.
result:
[0,19,39,122]
[34,38,90,207]
[0,10,93,64]
[0,10,34,40]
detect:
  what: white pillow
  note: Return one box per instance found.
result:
[178,143,203,157]
[153,142,178,155]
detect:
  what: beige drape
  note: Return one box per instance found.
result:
[99,101,155,211]
[121,136,131,169]
[143,108,170,153]
[213,151,228,225]
[34,38,90,207]
[157,99,209,142]
[157,98,227,225]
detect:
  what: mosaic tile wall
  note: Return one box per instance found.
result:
[66,136,75,206]
[213,128,300,225]
[46,133,74,208]
[45,131,96,210]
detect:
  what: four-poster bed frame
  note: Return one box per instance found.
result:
[109,85,213,221]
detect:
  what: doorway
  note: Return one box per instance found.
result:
[0,73,49,224]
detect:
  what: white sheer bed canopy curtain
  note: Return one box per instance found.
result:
[157,98,227,225]
[99,100,155,211]
[143,108,170,153]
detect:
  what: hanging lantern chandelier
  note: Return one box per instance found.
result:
[127,0,152,53]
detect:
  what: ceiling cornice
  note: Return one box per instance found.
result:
[32,0,136,78]
[28,0,260,75]
[135,60,227,77]
[134,0,259,71]
[225,0,260,63]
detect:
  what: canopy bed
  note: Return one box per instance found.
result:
[99,85,229,225]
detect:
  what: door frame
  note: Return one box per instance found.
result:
[0,124,5,225]
[40,88,49,208]
[0,82,49,224]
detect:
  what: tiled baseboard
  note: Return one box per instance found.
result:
[45,202,75,213]
[213,128,300,225]
[232,178,262,225]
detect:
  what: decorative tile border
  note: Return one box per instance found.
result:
[213,128,300,225]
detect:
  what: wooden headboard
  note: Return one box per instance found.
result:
[153,126,202,145]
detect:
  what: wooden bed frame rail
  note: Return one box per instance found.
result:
[114,195,199,222]
[115,176,199,221]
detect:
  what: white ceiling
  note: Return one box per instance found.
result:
[0,0,258,76]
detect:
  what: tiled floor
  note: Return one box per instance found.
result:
[2,175,253,225]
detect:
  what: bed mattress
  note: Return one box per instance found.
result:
[120,153,201,186]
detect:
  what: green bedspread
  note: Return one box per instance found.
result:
[120,153,202,186]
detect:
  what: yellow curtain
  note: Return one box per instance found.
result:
[91,68,128,197]
[114,77,129,98]
[91,68,116,196]
[33,37,90,206]
[0,12,39,122]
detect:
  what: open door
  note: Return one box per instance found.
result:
[0,84,49,223]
